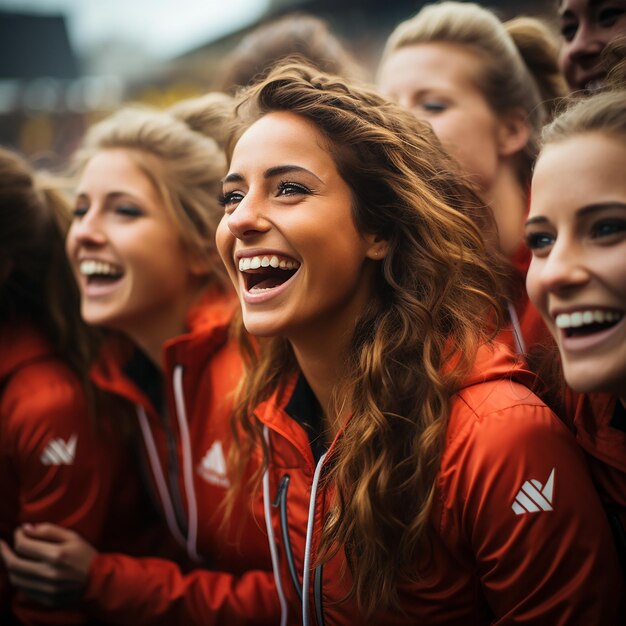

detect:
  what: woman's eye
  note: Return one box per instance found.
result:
[560,21,578,41]
[115,204,142,217]
[420,101,447,113]
[591,219,626,238]
[525,232,554,251]
[277,181,311,197]
[598,7,625,27]
[73,205,88,218]
[219,190,244,211]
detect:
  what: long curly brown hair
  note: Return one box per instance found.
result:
[226,62,508,616]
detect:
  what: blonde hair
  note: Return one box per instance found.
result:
[542,89,626,146]
[227,61,507,616]
[382,1,566,187]
[74,93,234,289]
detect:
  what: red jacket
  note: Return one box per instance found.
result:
[0,323,158,626]
[255,343,623,625]
[569,392,626,569]
[83,291,280,625]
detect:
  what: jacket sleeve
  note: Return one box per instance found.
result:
[85,552,280,626]
[441,385,624,625]
[1,364,141,625]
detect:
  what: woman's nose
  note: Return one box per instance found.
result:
[540,240,590,293]
[566,22,605,63]
[66,209,107,249]
[226,194,270,240]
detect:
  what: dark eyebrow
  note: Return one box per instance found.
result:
[579,202,626,216]
[265,165,323,183]
[222,165,323,186]
[525,216,548,227]
[525,202,626,227]
[222,172,243,185]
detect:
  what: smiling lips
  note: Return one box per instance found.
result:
[555,308,624,338]
[79,259,124,284]
[237,254,300,292]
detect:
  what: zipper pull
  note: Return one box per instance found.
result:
[273,474,290,507]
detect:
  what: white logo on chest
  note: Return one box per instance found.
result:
[197,441,230,488]
[40,434,78,465]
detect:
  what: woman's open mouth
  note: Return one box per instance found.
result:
[556,308,624,339]
[238,254,300,294]
[79,259,124,291]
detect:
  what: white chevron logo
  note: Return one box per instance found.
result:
[512,468,555,515]
[197,441,230,488]
[40,435,77,465]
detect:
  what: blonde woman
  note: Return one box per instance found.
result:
[1,97,280,625]
[526,83,626,575]
[377,1,567,356]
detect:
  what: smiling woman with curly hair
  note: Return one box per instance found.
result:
[216,62,622,625]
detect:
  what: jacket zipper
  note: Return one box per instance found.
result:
[163,414,188,534]
[314,563,325,626]
[273,474,303,601]
[135,406,187,547]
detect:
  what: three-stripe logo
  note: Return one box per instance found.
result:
[40,434,78,465]
[512,467,555,515]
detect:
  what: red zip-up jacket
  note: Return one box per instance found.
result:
[0,322,161,626]
[83,291,280,625]
[568,392,626,570]
[255,342,623,625]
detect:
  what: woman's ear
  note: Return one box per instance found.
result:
[497,109,530,158]
[365,234,389,260]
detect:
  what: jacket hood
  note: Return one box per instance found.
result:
[461,341,534,390]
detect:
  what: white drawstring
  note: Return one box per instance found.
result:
[302,452,327,626]
[507,300,527,355]
[263,425,289,626]
[136,405,186,548]
[172,365,202,562]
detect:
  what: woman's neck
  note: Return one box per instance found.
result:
[125,286,205,370]
[483,164,527,258]
[289,323,353,436]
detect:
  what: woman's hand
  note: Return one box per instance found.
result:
[0,523,96,607]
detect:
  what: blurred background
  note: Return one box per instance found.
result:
[0,0,554,167]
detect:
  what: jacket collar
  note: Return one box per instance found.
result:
[91,289,236,410]
[253,341,533,464]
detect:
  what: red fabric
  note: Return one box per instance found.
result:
[571,393,626,532]
[0,323,158,625]
[84,291,280,625]
[255,342,624,625]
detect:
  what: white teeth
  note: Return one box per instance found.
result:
[79,260,122,277]
[237,255,300,272]
[555,309,623,329]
